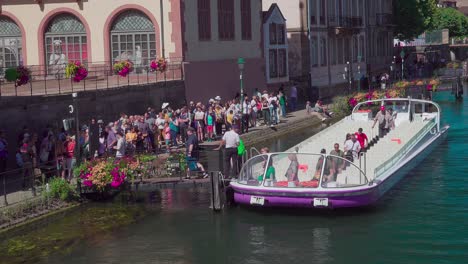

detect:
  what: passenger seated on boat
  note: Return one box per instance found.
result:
[314,149,331,180]
[329,143,345,181]
[285,154,299,182]
[344,134,361,162]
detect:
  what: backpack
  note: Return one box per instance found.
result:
[271,99,278,108]
[345,142,356,162]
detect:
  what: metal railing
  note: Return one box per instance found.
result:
[0,59,184,97]
[0,159,59,207]
[328,16,363,28]
[374,120,436,178]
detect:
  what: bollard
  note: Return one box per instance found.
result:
[210,172,222,211]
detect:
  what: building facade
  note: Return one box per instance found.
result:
[0,0,265,101]
[263,0,394,99]
[263,4,289,85]
[182,0,265,101]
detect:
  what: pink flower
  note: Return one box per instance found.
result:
[83,180,93,187]
[150,61,158,71]
[349,98,358,107]
[119,67,129,77]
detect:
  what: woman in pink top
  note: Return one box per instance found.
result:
[164,123,171,153]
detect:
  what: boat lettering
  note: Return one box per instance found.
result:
[250,196,265,206]
[313,198,329,207]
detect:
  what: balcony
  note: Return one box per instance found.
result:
[0,59,183,97]
[376,13,394,26]
[328,16,363,28]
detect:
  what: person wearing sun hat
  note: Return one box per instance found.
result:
[372,105,387,138]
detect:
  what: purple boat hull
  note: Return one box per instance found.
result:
[231,126,448,209]
[233,190,378,209]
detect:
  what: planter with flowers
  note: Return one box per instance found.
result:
[347,87,406,108]
[150,58,168,73]
[65,61,88,82]
[113,60,133,77]
[4,65,31,87]
[74,157,136,200]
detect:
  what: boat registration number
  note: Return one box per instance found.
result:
[313,198,329,207]
[250,196,265,206]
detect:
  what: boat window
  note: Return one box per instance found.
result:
[321,155,368,188]
[238,154,269,186]
[262,153,323,188]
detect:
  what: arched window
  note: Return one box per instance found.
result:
[45,14,87,73]
[110,10,156,67]
[0,16,22,69]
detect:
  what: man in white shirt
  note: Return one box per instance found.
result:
[268,93,279,125]
[242,97,251,134]
[344,134,361,162]
[214,127,240,179]
[114,132,126,158]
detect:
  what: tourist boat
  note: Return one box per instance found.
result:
[230,98,449,209]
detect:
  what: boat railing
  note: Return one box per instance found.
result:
[237,152,370,189]
[374,120,437,178]
[351,97,441,132]
[249,147,261,159]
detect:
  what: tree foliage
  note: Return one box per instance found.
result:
[394,0,437,40]
[430,7,468,38]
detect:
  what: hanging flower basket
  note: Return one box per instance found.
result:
[65,61,88,82]
[113,60,133,77]
[4,65,31,87]
[150,58,168,73]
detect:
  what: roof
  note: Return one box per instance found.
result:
[263,3,286,24]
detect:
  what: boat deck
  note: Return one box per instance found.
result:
[274,117,436,186]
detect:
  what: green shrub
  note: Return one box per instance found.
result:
[331,95,352,118]
[45,178,78,202]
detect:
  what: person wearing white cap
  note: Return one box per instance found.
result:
[215,96,221,101]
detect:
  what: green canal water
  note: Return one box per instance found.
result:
[0,91,467,264]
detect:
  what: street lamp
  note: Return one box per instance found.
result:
[237,58,245,133]
[357,55,362,92]
[390,56,396,84]
[345,61,352,93]
[72,92,81,164]
[400,50,405,80]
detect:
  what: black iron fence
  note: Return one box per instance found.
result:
[0,58,184,97]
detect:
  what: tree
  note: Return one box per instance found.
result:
[393,0,437,41]
[430,7,468,38]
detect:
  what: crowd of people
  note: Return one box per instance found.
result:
[0,83,302,184]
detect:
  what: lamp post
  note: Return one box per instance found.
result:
[72,92,81,165]
[390,56,396,84]
[237,58,245,133]
[344,61,352,93]
[400,50,405,80]
[357,55,362,92]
